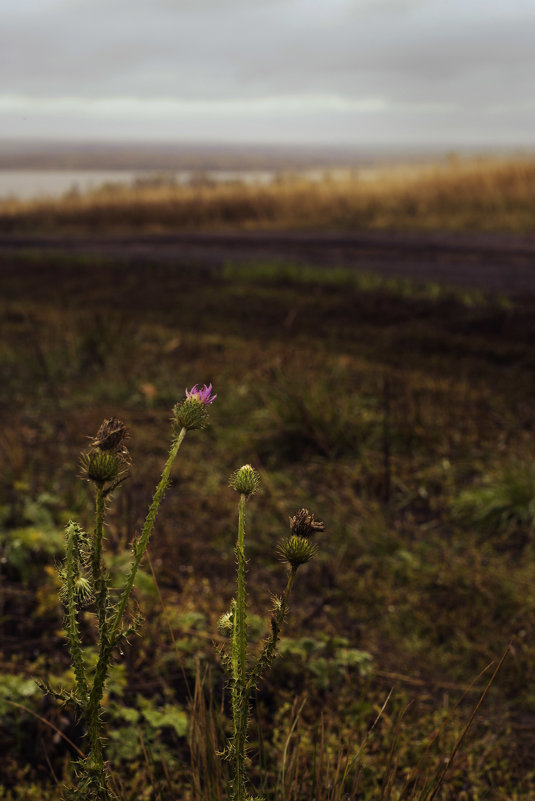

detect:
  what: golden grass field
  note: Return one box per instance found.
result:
[1,156,535,234]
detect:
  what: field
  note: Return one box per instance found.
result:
[1,161,535,800]
[2,156,535,234]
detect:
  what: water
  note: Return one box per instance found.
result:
[0,168,277,201]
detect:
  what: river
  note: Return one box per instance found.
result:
[0,168,277,201]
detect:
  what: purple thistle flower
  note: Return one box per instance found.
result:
[185,383,217,405]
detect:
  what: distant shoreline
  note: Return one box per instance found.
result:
[2,157,535,237]
[0,168,277,202]
[0,139,531,172]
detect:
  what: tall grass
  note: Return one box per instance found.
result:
[2,157,535,233]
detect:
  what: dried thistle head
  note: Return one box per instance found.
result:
[90,417,129,454]
[82,418,130,488]
[277,508,323,570]
[289,508,324,538]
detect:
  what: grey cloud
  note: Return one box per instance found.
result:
[2,0,534,105]
[3,97,534,147]
[1,0,534,143]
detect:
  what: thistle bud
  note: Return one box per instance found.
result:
[217,611,233,636]
[289,508,324,538]
[74,576,93,605]
[229,464,261,496]
[277,535,317,569]
[173,383,216,432]
[270,595,283,615]
[173,397,209,432]
[80,450,123,487]
[59,570,93,606]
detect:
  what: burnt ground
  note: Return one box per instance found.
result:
[1,229,535,294]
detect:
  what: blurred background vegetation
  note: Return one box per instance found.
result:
[2,156,535,234]
[1,163,535,798]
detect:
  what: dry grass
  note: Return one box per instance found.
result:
[2,156,535,234]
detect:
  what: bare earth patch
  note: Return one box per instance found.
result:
[2,229,535,294]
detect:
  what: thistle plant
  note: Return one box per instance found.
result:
[219,467,324,801]
[46,384,215,800]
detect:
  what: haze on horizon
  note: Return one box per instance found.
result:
[1,0,534,149]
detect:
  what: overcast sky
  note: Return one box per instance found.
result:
[1,0,534,147]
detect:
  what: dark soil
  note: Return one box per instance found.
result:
[2,229,535,293]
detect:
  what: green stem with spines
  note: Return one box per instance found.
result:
[92,487,108,637]
[246,567,297,693]
[88,428,187,732]
[64,523,88,704]
[231,493,248,801]
[235,493,247,685]
[86,486,109,783]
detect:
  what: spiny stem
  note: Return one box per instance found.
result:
[247,567,297,693]
[280,569,297,624]
[231,492,248,801]
[280,568,296,619]
[88,428,187,720]
[64,524,88,702]
[87,487,109,791]
[235,493,247,685]
[92,487,108,636]
[110,427,187,642]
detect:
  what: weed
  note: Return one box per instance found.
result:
[42,391,214,799]
[453,461,535,551]
[218,467,324,801]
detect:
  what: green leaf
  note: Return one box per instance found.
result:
[137,697,188,738]
[0,674,40,715]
